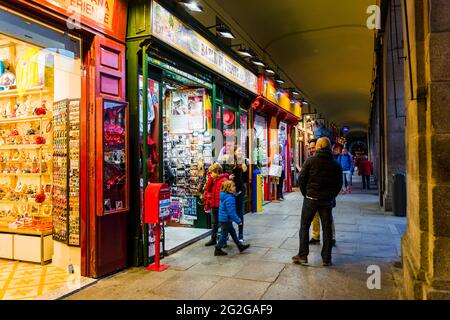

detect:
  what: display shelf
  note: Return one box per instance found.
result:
[0,173,50,177]
[0,86,49,99]
[0,144,50,150]
[0,115,51,125]
[0,226,51,236]
[0,199,52,205]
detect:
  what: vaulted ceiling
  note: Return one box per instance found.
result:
[198,0,376,132]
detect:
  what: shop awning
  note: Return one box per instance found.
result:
[252,96,300,126]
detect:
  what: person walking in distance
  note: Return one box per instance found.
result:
[338,148,354,194]
[214,181,250,256]
[203,163,229,246]
[292,137,342,266]
[358,155,373,190]
[308,139,337,246]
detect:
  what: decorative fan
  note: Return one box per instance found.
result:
[223,111,235,126]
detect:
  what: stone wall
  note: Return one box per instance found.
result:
[401,0,450,299]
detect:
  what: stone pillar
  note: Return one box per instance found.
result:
[401,0,450,299]
[382,2,406,211]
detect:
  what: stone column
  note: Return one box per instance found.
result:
[382,2,407,211]
[401,0,450,299]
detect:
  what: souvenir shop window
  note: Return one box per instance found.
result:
[162,82,212,226]
[102,100,128,214]
[254,115,269,175]
[139,76,159,183]
[0,10,82,249]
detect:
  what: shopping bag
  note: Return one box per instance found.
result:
[269,165,282,177]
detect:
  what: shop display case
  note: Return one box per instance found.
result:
[52,99,81,246]
[97,98,129,215]
[0,86,54,263]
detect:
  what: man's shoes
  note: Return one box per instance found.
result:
[322,261,332,267]
[309,238,320,245]
[214,248,227,256]
[292,255,308,265]
[332,239,336,247]
[205,238,217,247]
[238,244,250,253]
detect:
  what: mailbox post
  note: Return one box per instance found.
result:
[144,183,171,272]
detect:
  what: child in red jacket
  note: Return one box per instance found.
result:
[203,163,229,246]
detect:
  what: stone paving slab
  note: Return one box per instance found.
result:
[150,273,223,300]
[200,278,271,300]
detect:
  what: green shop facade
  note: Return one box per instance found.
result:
[126,0,259,266]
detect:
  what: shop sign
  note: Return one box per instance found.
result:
[262,76,302,118]
[42,0,115,30]
[151,1,258,94]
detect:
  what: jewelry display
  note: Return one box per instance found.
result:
[103,101,127,213]
[51,99,80,246]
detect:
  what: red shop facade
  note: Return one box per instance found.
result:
[252,76,301,202]
[0,0,129,278]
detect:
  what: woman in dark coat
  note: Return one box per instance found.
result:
[224,146,249,242]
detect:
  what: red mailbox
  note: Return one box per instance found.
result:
[144,183,171,224]
[144,183,170,272]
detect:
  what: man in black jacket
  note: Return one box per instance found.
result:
[292,137,342,266]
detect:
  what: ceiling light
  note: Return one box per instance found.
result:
[292,90,300,96]
[302,99,309,105]
[265,68,275,75]
[275,78,285,84]
[237,47,253,58]
[180,1,204,12]
[252,59,265,67]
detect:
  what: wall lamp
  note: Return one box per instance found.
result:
[229,44,254,58]
[179,0,204,12]
[207,23,235,39]
[275,77,285,84]
[251,59,265,67]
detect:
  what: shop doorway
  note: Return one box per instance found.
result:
[139,62,214,262]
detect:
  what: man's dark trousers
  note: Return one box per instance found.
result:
[299,197,334,263]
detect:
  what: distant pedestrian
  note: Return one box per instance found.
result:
[273,145,286,200]
[214,181,250,256]
[358,155,373,190]
[338,148,354,194]
[203,163,229,247]
[293,137,342,266]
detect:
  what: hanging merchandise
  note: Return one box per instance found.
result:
[16,48,40,96]
[169,89,205,133]
[162,86,213,226]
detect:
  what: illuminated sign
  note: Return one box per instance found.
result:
[46,0,115,29]
[262,77,301,118]
[151,1,258,94]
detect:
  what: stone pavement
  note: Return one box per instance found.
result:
[66,183,406,300]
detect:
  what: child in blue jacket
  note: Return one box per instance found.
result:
[215,181,251,256]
